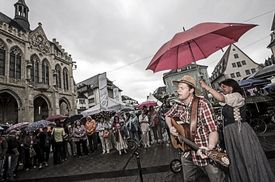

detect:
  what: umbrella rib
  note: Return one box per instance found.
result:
[191,40,207,58]
[176,45,180,68]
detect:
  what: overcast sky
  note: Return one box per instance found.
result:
[1,0,274,102]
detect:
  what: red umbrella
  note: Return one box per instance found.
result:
[146,22,257,72]
[46,114,67,121]
[138,101,158,109]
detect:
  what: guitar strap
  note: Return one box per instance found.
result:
[190,96,199,141]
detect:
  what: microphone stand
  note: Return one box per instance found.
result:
[122,140,143,182]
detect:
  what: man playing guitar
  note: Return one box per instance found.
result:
[165,75,225,182]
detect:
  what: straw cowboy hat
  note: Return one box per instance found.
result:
[172,75,200,95]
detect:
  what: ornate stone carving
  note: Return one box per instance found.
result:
[29,27,50,54]
[0,39,6,50]
[11,47,22,55]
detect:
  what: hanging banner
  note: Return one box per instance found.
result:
[98,72,108,110]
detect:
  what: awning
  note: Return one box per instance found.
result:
[245,95,274,104]
[81,98,125,116]
[254,65,275,79]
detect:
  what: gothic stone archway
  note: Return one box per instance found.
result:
[0,92,19,124]
[34,96,49,121]
[59,98,70,116]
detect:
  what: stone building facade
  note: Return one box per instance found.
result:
[0,0,76,124]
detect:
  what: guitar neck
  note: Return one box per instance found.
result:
[179,137,199,151]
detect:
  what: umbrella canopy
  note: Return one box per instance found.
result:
[239,79,270,89]
[0,124,9,131]
[81,104,116,117]
[26,120,56,132]
[120,106,135,112]
[146,22,257,72]
[6,122,29,132]
[64,114,84,125]
[263,83,275,93]
[254,65,275,79]
[46,114,67,121]
[138,101,158,109]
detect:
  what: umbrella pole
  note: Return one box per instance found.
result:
[255,103,260,113]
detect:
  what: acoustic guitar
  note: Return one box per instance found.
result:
[170,118,230,168]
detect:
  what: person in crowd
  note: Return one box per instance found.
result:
[97,117,111,154]
[38,127,51,169]
[165,75,225,182]
[139,108,150,148]
[4,130,20,181]
[148,106,163,144]
[72,120,88,157]
[158,97,172,144]
[126,112,140,144]
[52,120,66,165]
[0,129,7,181]
[112,115,127,155]
[200,78,274,182]
[66,124,75,156]
[85,116,98,153]
[60,122,68,161]
[21,131,34,171]
[31,130,39,169]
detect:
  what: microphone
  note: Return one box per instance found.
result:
[169,98,185,106]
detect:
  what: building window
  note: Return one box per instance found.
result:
[63,68,69,91]
[251,68,256,73]
[87,89,94,96]
[55,64,62,88]
[0,49,5,76]
[241,60,246,65]
[79,100,85,104]
[234,54,239,59]
[236,72,241,77]
[9,47,22,79]
[88,98,95,104]
[232,63,236,68]
[232,48,236,51]
[30,54,40,83]
[237,62,242,67]
[230,73,235,78]
[42,59,49,84]
[35,61,39,83]
[245,70,251,75]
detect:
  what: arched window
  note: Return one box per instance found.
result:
[63,68,69,91]
[0,39,6,76]
[42,59,49,84]
[30,54,40,83]
[9,46,22,79]
[55,64,61,88]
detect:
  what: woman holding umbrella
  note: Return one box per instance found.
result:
[200,79,274,182]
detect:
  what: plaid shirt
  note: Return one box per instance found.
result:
[165,97,217,166]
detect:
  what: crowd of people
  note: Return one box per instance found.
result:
[0,105,170,181]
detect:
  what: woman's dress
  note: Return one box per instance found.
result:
[222,93,274,182]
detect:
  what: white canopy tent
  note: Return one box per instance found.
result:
[81,98,125,117]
